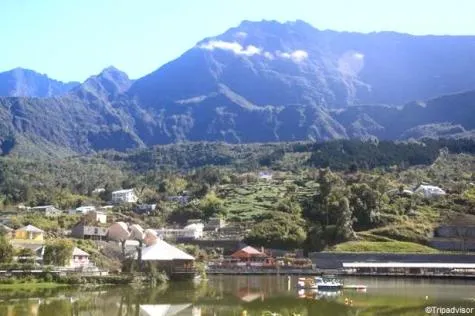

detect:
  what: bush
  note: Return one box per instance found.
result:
[43,273,53,282]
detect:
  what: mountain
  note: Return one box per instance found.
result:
[129,20,475,108]
[0,68,79,97]
[72,66,133,102]
[1,20,475,156]
[332,90,475,140]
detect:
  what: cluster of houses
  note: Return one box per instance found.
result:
[387,184,447,199]
[0,224,92,269]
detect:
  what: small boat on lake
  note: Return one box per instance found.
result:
[297,276,343,291]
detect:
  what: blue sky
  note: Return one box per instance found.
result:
[1,0,473,82]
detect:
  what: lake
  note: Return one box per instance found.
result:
[0,276,474,315]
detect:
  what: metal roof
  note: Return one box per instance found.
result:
[16,225,44,233]
[342,262,475,269]
[72,247,89,257]
[140,239,194,261]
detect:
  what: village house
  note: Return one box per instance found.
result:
[35,246,91,268]
[31,205,62,216]
[229,246,274,267]
[134,204,157,215]
[70,247,91,268]
[258,171,273,181]
[414,185,446,198]
[72,205,96,215]
[107,221,131,241]
[91,211,108,224]
[14,225,44,241]
[99,205,114,212]
[167,195,190,205]
[136,238,195,279]
[156,223,204,241]
[112,189,138,204]
[70,222,107,240]
[92,188,105,194]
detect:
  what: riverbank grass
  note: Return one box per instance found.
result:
[0,282,69,290]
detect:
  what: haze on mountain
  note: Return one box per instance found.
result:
[1,20,475,156]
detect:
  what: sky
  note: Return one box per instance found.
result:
[1,0,474,82]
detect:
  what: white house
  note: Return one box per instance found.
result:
[92,188,105,194]
[31,205,62,217]
[414,185,446,198]
[258,171,273,181]
[92,211,107,224]
[72,206,96,215]
[112,189,138,204]
[156,223,204,241]
[70,247,91,268]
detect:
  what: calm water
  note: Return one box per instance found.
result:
[0,276,474,316]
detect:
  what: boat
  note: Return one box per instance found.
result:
[297,276,343,291]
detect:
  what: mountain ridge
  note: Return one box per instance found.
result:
[1,20,475,156]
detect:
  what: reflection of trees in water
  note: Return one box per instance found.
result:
[1,278,471,316]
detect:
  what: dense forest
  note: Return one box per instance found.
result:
[1,138,475,253]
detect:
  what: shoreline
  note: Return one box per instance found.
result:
[0,282,70,290]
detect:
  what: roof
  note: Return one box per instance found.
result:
[139,304,191,316]
[76,206,95,210]
[342,262,475,269]
[112,189,135,194]
[72,247,89,257]
[140,239,194,261]
[16,225,44,233]
[416,185,445,191]
[32,205,55,209]
[231,246,266,258]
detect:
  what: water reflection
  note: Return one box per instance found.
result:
[0,276,473,316]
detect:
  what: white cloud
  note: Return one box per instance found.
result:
[276,50,308,63]
[290,50,309,62]
[263,52,274,60]
[338,51,365,76]
[199,41,309,63]
[199,40,261,56]
[242,45,262,56]
[235,31,248,39]
[199,40,243,54]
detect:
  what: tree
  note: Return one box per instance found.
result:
[199,191,227,219]
[43,239,74,266]
[349,183,380,231]
[0,236,13,263]
[335,197,355,241]
[276,198,302,216]
[17,247,35,263]
[245,213,307,249]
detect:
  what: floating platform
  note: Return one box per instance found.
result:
[343,284,367,291]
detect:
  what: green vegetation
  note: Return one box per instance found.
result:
[0,282,68,289]
[0,138,474,254]
[43,239,74,266]
[329,241,439,253]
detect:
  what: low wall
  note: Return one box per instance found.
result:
[309,252,475,269]
[429,239,475,251]
[435,226,475,238]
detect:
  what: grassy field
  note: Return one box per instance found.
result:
[329,241,439,253]
[218,174,318,221]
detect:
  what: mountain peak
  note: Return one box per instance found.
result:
[0,68,78,97]
[73,66,132,101]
